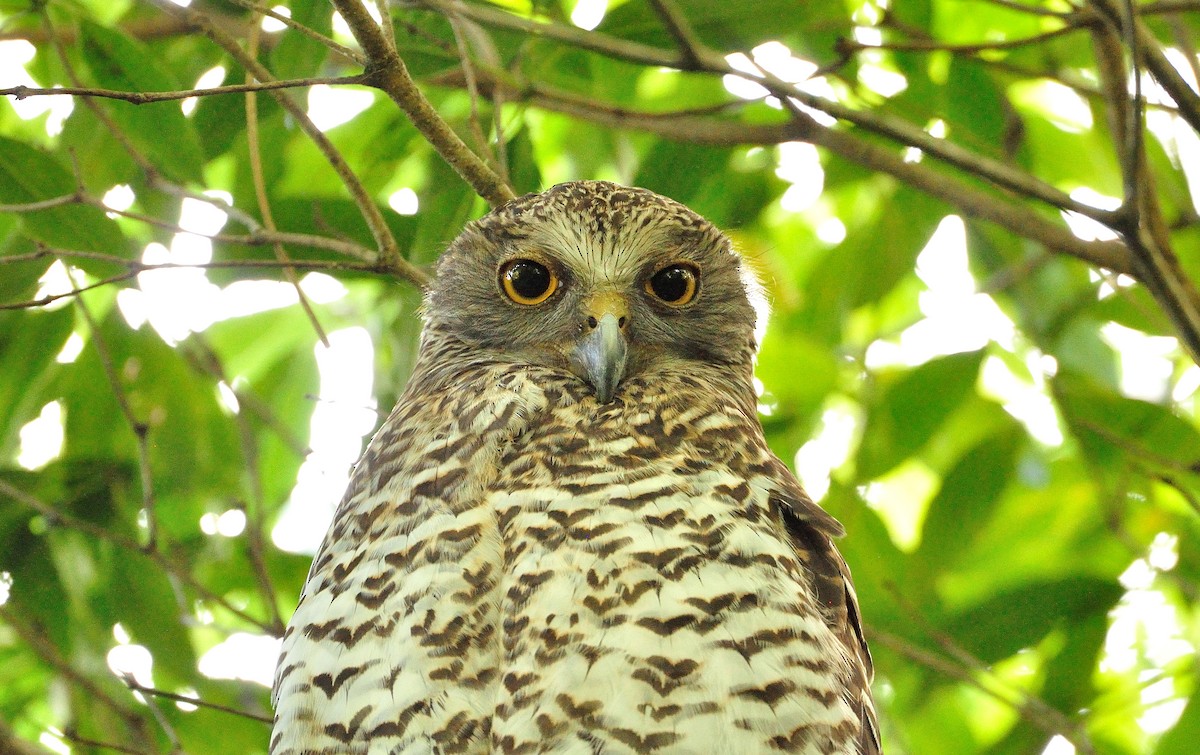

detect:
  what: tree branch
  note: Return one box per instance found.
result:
[868,626,1095,753]
[0,478,278,634]
[429,0,1110,221]
[1,75,368,105]
[330,0,514,208]
[1091,0,1200,134]
[244,18,330,348]
[144,0,410,278]
[430,67,1135,274]
[1089,0,1200,363]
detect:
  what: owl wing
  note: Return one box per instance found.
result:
[768,461,880,755]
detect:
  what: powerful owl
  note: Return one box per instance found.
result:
[271,181,879,754]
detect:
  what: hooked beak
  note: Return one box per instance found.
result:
[570,294,629,404]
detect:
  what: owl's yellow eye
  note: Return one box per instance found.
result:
[500,259,558,305]
[645,263,699,306]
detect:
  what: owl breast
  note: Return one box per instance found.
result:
[271,364,862,754]
[485,375,861,754]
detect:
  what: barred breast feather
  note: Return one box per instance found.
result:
[271,352,877,754]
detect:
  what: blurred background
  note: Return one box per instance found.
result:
[2,0,1200,752]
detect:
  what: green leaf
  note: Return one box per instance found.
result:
[79,21,206,183]
[0,136,128,253]
[946,577,1123,663]
[1157,692,1200,755]
[0,469,72,652]
[916,427,1021,570]
[0,307,74,460]
[857,350,986,480]
[1055,370,1200,472]
[110,550,197,682]
[270,0,333,79]
[799,185,943,343]
[56,312,241,511]
[756,323,839,417]
[944,59,1009,159]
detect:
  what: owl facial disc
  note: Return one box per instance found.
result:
[572,312,627,404]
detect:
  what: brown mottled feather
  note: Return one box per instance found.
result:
[271,181,878,754]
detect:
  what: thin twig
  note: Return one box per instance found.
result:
[432,65,1135,274]
[979,0,1072,16]
[244,17,330,347]
[182,335,289,635]
[1088,0,1200,363]
[422,0,681,68]
[227,0,365,64]
[125,680,273,725]
[0,247,396,273]
[59,730,152,755]
[1092,0,1200,133]
[374,0,396,51]
[68,269,159,549]
[869,627,1096,752]
[1,75,368,105]
[0,192,83,212]
[443,9,499,174]
[331,0,515,208]
[40,11,157,179]
[431,0,1112,223]
[145,0,415,281]
[0,606,154,749]
[646,0,706,69]
[0,717,47,755]
[0,479,278,633]
[843,22,1081,54]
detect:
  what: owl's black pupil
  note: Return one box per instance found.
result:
[651,266,691,302]
[509,261,551,299]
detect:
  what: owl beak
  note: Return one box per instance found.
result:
[571,305,628,404]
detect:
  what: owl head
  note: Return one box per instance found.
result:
[425,181,765,403]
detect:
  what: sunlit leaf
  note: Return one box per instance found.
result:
[857,350,986,480]
[0,136,128,253]
[78,22,206,184]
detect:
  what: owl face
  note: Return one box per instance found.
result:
[426,181,762,402]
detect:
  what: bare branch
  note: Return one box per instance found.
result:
[1088,0,1200,363]
[430,0,1108,222]
[423,0,682,68]
[979,0,1071,16]
[124,680,272,725]
[868,626,1095,753]
[0,605,154,749]
[1091,0,1200,134]
[0,478,279,633]
[430,67,1135,274]
[0,248,400,274]
[0,192,82,212]
[226,0,366,64]
[68,270,160,549]
[244,18,330,348]
[331,0,515,207]
[646,0,707,69]
[145,0,410,279]
[0,717,47,755]
[843,21,1082,54]
[0,76,368,105]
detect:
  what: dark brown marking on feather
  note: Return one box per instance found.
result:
[635,614,696,636]
[355,581,396,609]
[323,705,371,742]
[555,693,602,723]
[608,728,680,753]
[737,680,797,708]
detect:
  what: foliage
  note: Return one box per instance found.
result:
[2,0,1200,753]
